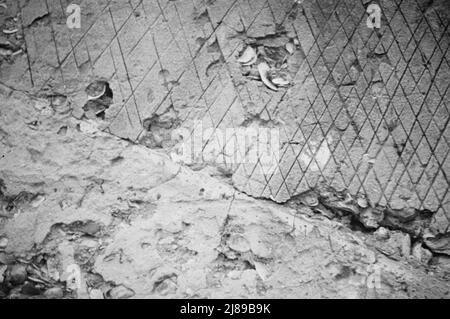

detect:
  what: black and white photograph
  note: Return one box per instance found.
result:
[0,0,449,303]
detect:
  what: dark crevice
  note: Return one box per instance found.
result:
[286,185,443,258]
[349,215,373,234]
[82,81,113,120]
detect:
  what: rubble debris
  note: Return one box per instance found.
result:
[2,29,17,35]
[46,220,103,240]
[57,126,68,136]
[381,208,434,238]
[30,194,46,208]
[271,76,290,87]
[320,191,360,217]
[107,285,135,299]
[7,264,27,285]
[357,196,369,209]
[85,272,105,289]
[0,237,8,250]
[89,288,104,299]
[313,204,334,219]
[44,287,64,299]
[47,94,70,114]
[0,0,449,300]
[0,265,6,283]
[263,46,289,66]
[242,68,261,80]
[0,252,14,265]
[237,37,296,90]
[374,227,390,240]
[86,81,108,101]
[140,105,180,149]
[0,47,12,57]
[0,253,69,299]
[424,233,450,256]
[78,221,102,237]
[83,81,113,120]
[412,243,433,264]
[371,231,411,260]
[401,233,412,257]
[430,256,450,271]
[1,190,43,218]
[22,0,49,27]
[359,207,384,230]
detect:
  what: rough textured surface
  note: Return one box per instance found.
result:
[0,89,449,299]
[1,0,449,216]
[0,0,450,299]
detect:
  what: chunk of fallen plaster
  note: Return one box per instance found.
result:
[108,285,135,299]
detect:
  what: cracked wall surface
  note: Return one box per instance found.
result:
[0,0,450,299]
[1,0,449,220]
[1,91,450,299]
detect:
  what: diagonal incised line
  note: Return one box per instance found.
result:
[108,7,143,126]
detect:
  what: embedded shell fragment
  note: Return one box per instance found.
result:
[271,77,290,87]
[85,80,107,100]
[258,62,278,91]
[237,46,257,65]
